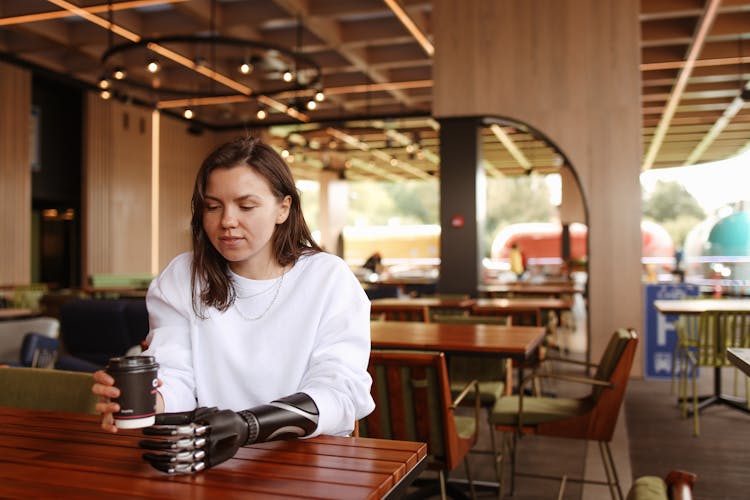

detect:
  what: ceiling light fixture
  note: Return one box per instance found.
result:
[63,0,319,123]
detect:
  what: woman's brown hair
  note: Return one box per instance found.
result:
[190,136,321,316]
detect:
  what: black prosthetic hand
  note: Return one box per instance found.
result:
[139,393,319,474]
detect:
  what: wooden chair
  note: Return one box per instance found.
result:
[372,304,428,322]
[490,328,638,500]
[0,366,98,414]
[359,350,481,500]
[431,314,512,462]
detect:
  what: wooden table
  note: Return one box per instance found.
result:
[370,320,546,396]
[472,297,574,326]
[727,348,750,378]
[370,320,545,360]
[654,299,750,415]
[0,308,41,321]
[0,407,427,499]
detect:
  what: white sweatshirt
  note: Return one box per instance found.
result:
[143,251,375,437]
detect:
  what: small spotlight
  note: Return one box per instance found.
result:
[256,108,267,120]
[282,70,294,82]
[280,149,290,158]
[98,77,110,90]
[306,100,317,110]
[183,108,194,119]
[147,59,160,73]
[314,91,325,102]
[240,62,253,74]
[113,67,126,80]
[100,90,112,100]
[389,158,398,166]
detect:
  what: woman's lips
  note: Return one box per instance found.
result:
[219,236,244,247]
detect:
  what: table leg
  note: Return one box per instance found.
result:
[685,366,750,415]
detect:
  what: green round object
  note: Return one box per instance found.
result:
[705,211,750,256]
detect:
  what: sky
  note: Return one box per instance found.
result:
[640,149,750,213]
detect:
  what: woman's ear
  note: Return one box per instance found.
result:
[276,195,292,224]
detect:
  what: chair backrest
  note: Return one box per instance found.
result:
[430,314,510,383]
[20,333,59,368]
[0,367,98,414]
[124,300,150,347]
[0,317,59,363]
[591,328,637,401]
[60,299,133,366]
[359,350,467,471]
[700,311,750,366]
[574,328,638,441]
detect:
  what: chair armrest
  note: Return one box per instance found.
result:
[451,379,479,409]
[541,354,598,370]
[451,379,481,443]
[536,372,614,388]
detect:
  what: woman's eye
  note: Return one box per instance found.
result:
[205,205,220,211]
[240,206,255,211]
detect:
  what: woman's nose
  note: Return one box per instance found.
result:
[221,210,237,228]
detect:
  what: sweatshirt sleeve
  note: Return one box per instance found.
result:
[143,254,198,412]
[297,256,375,437]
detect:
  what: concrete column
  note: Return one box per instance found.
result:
[318,170,348,256]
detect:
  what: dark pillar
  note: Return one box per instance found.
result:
[561,223,571,262]
[437,117,483,296]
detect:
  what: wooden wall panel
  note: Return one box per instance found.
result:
[433,0,644,373]
[83,95,151,280]
[157,115,220,271]
[0,62,32,285]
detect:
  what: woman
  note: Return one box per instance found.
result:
[92,136,374,473]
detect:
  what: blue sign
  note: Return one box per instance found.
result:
[643,283,700,379]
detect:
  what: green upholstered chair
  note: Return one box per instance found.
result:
[490,328,638,500]
[0,367,98,414]
[359,350,481,500]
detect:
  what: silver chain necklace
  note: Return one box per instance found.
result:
[234,269,286,321]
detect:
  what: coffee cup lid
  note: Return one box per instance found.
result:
[106,355,158,370]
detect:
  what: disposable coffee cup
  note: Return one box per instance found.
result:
[106,355,159,429]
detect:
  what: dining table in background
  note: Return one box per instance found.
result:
[654,298,750,415]
[370,320,547,395]
[369,296,476,321]
[471,297,574,326]
[478,282,581,298]
[0,407,427,499]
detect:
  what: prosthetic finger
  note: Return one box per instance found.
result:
[139,436,207,451]
[142,451,207,474]
[142,423,208,437]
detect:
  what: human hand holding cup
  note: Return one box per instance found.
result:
[94,356,160,431]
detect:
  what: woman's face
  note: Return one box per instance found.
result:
[202,165,290,278]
